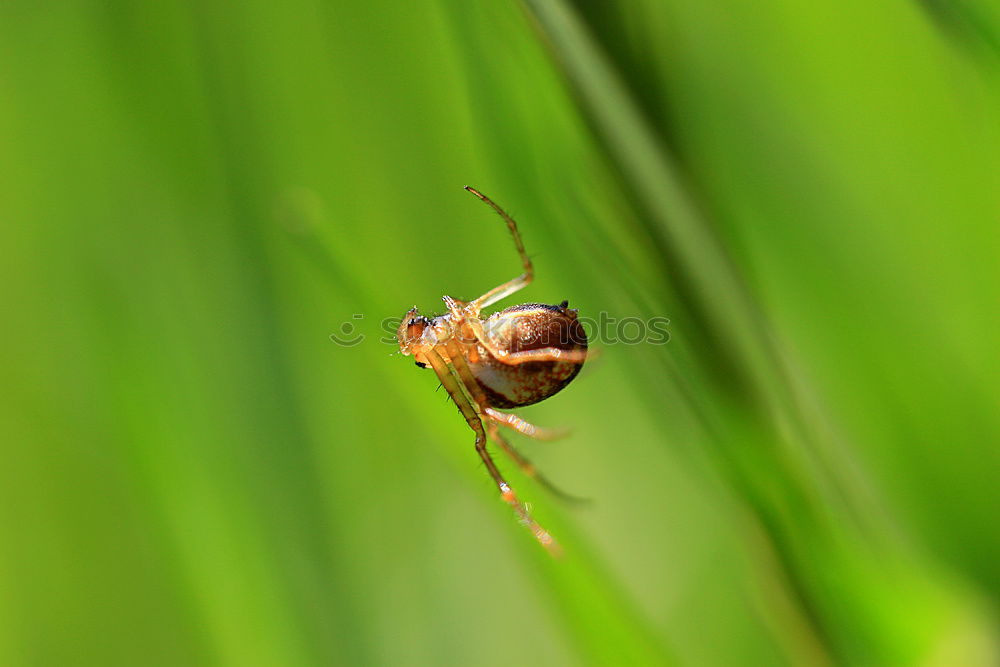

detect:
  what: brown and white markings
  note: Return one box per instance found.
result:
[396,186,590,555]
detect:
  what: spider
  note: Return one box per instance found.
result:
[396,186,589,555]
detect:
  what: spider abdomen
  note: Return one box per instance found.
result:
[468,303,587,408]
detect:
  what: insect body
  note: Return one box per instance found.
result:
[396,187,588,554]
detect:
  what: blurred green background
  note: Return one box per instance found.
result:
[2,0,999,665]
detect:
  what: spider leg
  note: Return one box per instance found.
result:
[483,406,571,441]
[444,345,585,505]
[423,347,561,555]
[442,295,463,318]
[465,316,591,365]
[464,186,533,313]
[485,420,590,505]
[496,347,591,364]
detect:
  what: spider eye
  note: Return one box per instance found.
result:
[405,316,429,339]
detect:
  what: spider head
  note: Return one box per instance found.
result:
[397,307,433,357]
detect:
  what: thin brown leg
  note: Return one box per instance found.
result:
[465,316,591,365]
[423,347,560,555]
[442,295,464,319]
[484,407,571,441]
[485,420,590,505]
[464,186,533,313]
[445,343,585,505]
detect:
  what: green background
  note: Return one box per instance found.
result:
[2,1,998,665]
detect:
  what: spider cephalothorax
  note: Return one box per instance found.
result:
[396,187,590,554]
